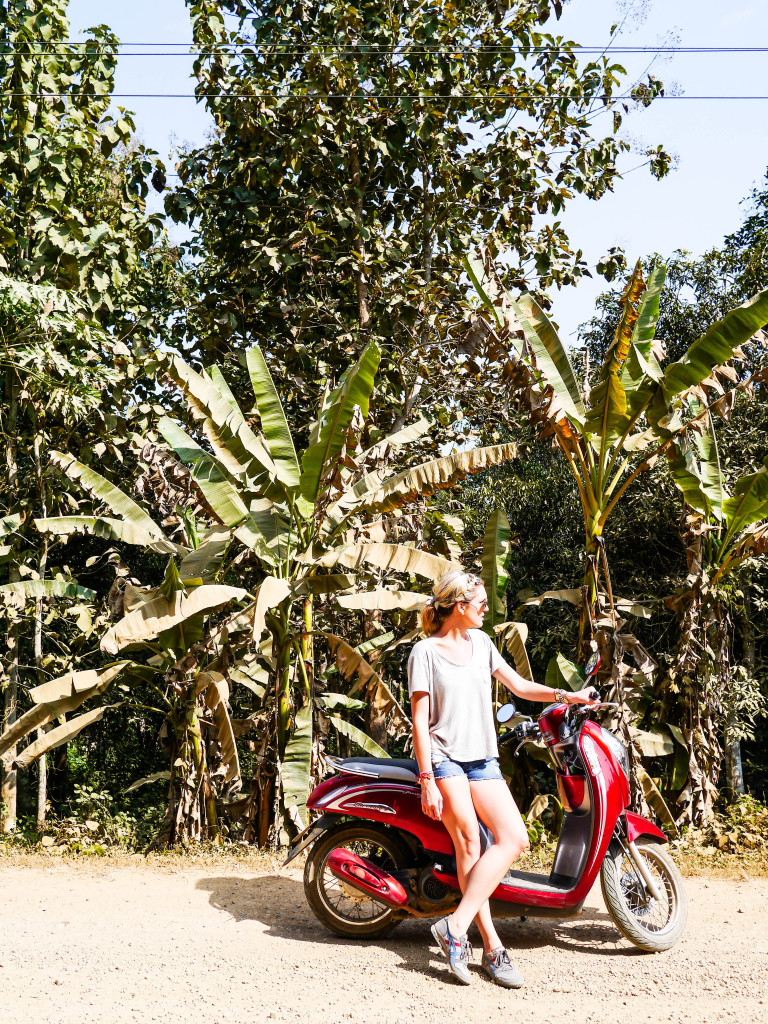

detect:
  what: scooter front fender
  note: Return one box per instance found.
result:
[623,810,667,845]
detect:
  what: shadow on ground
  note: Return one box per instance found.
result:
[196,874,645,973]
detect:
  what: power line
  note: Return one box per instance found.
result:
[1,43,768,53]
[0,91,764,100]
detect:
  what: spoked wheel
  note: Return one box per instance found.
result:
[304,822,410,939]
[601,837,688,952]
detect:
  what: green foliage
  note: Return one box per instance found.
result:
[168,0,668,442]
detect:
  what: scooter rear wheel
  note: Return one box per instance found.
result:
[304,822,410,939]
[601,837,688,952]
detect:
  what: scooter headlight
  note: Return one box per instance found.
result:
[600,728,630,781]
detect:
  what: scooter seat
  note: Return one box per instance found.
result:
[333,756,419,783]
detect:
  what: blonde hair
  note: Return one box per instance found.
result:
[420,570,483,636]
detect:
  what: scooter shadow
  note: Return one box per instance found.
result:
[196,874,645,970]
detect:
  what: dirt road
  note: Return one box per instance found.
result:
[0,859,766,1024]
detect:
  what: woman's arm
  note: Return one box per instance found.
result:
[493,660,598,705]
[411,691,443,820]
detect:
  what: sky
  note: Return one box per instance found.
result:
[66,0,768,341]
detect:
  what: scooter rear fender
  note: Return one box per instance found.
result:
[623,810,667,844]
[282,813,340,867]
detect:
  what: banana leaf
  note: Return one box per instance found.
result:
[722,458,768,543]
[518,588,583,608]
[207,365,239,408]
[0,664,127,759]
[282,703,313,829]
[204,672,240,783]
[323,633,411,738]
[0,579,96,601]
[124,771,172,794]
[250,576,293,644]
[158,352,279,488]
[50,451,169,541]
[494,622,532,680]
[355,415,432,464]
[694,414,726,520]
[300,340,381,504]
[308,542,461,581]
[317,692,367,712]
[463,251,518,334]
[622,264,667,419]
[292,574,356,596]
[28,662,127,705]
[481,506,512,629]
[245,345,301,489]
[10,704,116,771]
[179,525,232,581]
[545,652,584,692]
[100,584,247,655]
[159,417,249,528]
[515,293,586,425]
[35,515,182,555]
[335,590,428,611]
[229,656,269,699]
[328,715,388,758]
[631,727,675,757]
[635,764,677,833]
[584,262,646,446]
[660,286,768,402]
[328,442,518,520]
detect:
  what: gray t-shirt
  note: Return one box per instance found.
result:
[407,629,505,762]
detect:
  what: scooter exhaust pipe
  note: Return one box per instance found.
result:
[327,849,409,908]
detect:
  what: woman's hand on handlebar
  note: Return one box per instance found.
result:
[421,778,443,820]
[570,686,601,705]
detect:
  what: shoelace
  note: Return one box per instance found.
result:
[487,948,511,969]
[459,936,474,963]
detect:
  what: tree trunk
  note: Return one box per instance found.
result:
[1,374,19,832]
[33,420,48,827]
[349,143,370,337]
[363,609,388,752]
[726,597,753,802]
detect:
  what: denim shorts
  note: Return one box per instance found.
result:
[431,755,503,782]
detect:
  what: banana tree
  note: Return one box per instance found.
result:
[657,409,768,824]
[36,340,518,842]
[465,249,768,662]
[466,248,768,819]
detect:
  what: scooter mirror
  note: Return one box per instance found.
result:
[584,652,602,678]
[496,702,517,723]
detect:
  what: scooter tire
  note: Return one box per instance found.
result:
[304,821,410,939]
[601,837,688,952]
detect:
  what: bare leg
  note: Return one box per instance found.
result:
[447,778,529,939]
[436,776,501,952]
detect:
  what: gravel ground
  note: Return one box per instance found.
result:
[1,860,766,1024]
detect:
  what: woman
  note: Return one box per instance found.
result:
[408,570,598,988]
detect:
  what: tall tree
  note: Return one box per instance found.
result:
[0,0,171,831]
[169,0,670,440]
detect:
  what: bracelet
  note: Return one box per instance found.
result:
[554,688,572,705]
[419,771,434,783]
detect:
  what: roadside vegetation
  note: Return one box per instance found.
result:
[1,1,767,871]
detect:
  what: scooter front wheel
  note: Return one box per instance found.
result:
[304,822,410,939]
[601,837,688,952]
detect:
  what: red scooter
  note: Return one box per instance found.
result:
[285,654,688,953]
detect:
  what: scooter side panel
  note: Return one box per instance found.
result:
[567,721,628,903]
[308,775,455,856]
